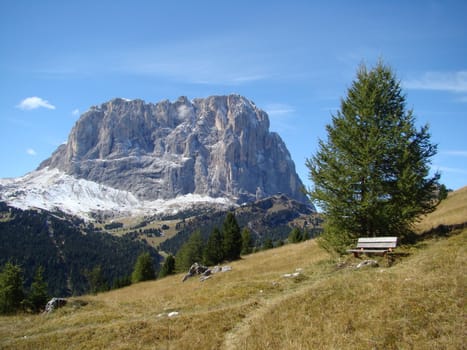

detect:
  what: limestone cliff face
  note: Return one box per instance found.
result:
[40,95,308,204]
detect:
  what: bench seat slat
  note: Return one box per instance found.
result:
[347,249,391,254]
[357,242,397,248]
[347,236,398,256]
[357,237,397,243]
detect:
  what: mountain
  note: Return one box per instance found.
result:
[1,94,311,218]
[40,94,307,203]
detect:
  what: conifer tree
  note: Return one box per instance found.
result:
[222,212,242,261]
[0,262,24,314]
[203,228,224,266]
[84,265,107,294]
[175,230,204,271]
[241,228,253,255]
[306,61,440,253]
[288,227,302,243]
[262,238,274,250]
[158,255,175,278]
[131,252,155,283]
[27,266,48,313]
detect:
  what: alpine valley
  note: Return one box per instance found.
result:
[0,94,319,296]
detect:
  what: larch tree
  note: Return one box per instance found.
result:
[241,228,253,255]
[203,228,225,266]
[27,266,48,312]
[158,255,175,278]
[0,262,24,314]
[175,230,204,272]
[131,252,155,283]
[306,61,440,253]
[222,212,242,261]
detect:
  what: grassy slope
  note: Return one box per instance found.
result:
[1,189,466,349]
[416,186,467,233]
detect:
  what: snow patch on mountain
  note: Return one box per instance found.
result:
[0,168,235,220]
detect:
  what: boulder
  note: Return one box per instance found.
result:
[44,297,67,314]
[182,262,211,282]
[356,260,379,269]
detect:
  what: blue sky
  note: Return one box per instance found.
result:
[1,0,466,191]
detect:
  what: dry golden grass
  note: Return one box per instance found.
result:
[0,241,330,350]
[1,186,465,349]
[241,230,466,350]
[416,186,467,233]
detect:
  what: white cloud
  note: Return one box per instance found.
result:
[404,71,467,93]
[442,150,467,157]
[232,75,268,83]
[264,103,295,116]
[26,148,37,156]
[72,108,80,116]
[17,97,56,110]
[116,35,275,86]
[436,166,467,175]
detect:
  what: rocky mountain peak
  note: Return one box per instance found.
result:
[38,94,308,204]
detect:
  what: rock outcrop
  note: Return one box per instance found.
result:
[39,95,308,204]
[44,297,67,314]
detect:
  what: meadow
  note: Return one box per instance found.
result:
[0,188,465,349]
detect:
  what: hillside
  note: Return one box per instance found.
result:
[159,194,319,255]
[0,188,465,349]
[0,203,161,296]
[415,186,467,233]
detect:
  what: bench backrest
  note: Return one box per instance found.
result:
[356,236,398,249]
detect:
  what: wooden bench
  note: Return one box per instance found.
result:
[347,236,398,257]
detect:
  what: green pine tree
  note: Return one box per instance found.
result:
[131,252,155,283]
[288,227,302,243]
[0,262,25,314]
[241,228,253,255]
[84,265,107,294]
[158,255,175,278]
[262,238,274,250]
[203,228,224,266]
[306,61,440,254]
[222,212,242,261]
[175,230,204,272]
[27,266,48,313]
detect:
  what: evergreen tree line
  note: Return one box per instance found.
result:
[159,198,318,258]
[0,262,48,314]
[174,212,246,272]
[0,203,161,297]
[158,212,311,277]
[0,250,158,314]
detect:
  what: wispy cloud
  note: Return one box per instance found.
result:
[441,150,467,157]
[72,108,80,116]
[17,97,56,110]
[122,54,271,86]
[436,166,467,175]
[404,71,467,93]
[26,148,37,156]
[264,103,295,116]
[113,34,276,86]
